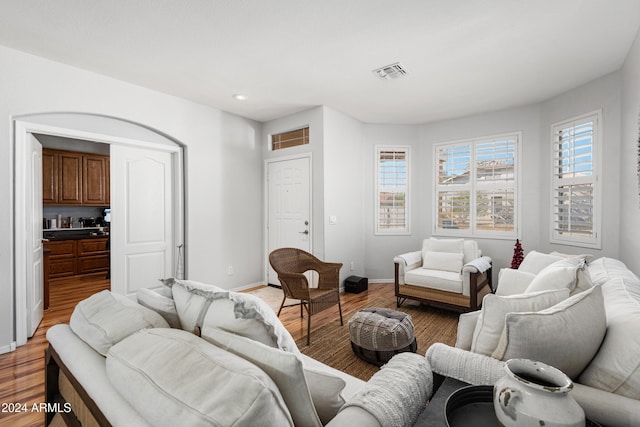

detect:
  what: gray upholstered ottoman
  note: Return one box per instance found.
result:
[348,307,417,366]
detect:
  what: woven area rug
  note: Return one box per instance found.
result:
[249,286,459,381]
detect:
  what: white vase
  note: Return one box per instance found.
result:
[493,359,585,427]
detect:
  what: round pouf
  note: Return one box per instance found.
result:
[348,307,417,366]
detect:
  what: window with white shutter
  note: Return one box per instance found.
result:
[375,146,410,235]
[434,133,519,238]
[551,111,601,248]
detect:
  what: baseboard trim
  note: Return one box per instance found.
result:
[231,281,265,292]
[0,341,17,355]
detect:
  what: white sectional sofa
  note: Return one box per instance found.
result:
[426,254,640,427]
[45,278,432,427]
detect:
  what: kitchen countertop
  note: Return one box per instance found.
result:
[43,231,109,240]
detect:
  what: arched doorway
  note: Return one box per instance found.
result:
[13,112,185,347]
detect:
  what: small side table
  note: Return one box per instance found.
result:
[414,377,468,427]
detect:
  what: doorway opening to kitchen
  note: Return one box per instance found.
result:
[13,114,185,348]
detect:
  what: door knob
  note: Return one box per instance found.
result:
[299,230,309,235]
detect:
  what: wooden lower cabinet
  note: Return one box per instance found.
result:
[44,237,109,280]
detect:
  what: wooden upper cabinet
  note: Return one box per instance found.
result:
[43,149,110,206]
[42,149,58,204]
[83,154,109,205]
[58,151,83,205]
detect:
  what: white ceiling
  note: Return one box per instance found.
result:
[1,1,639,124]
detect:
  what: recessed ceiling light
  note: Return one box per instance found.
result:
[232,94,248,101]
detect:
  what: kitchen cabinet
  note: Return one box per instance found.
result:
[43,148,110,206]
[44,240,77,279]
[42,149,58,204]
[83,154,109,205]
[44,237,110,280]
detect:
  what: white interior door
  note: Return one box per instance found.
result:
[267,156,311,285]
[26,135,44,337]
[110,145,175,297]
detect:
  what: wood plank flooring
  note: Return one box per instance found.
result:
[0,278,456,426]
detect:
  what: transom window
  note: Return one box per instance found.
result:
[551,111,601,248]
[434,133,519,238]
[271,127,309,151]
[375,146,410,235]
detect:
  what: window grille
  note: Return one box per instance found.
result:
[271,127,309,150]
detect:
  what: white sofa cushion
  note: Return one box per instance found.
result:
[495,268,536,296]
[106,328,293,427]
[422,251,464,272]
[404,268,462,293]
[424,237,464,255]
[493,285,606,379]
[578,278,640,399]
[70,290,169,356]
[525,258,581,293]
[168,278,299,353]
[203,327,345,426]
[136,287,180,328]
[470,288,569,356]
[518,250,564,274]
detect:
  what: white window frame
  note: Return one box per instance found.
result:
[550,110,602,249]
[375,145,410,235]
[433,132,521,239]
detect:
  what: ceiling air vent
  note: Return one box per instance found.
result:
[372,62,407,80]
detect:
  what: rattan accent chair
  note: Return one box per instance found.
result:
[269,248,343,345]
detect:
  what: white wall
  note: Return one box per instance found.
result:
[539,71,622,259]
[620,28,640,274]
[418,105,543,279]
[1,46,263,353]
[322,107,365,282]
[362,124,422,281]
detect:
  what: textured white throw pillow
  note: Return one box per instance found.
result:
[525,258,582,294]
[495,268,536,296]
[494,285,606,379]
[578,278,640,399]
[203,327,327,426]
[136,287,181,328]
[470,289,569,356]
[518,250,564,274]
[107,328,293,427]
[422,251,464,272]
[169,278,299,353]
[70,290,169,356]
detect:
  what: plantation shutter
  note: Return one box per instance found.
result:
[434,134,518,236]
[376,147,409,234]
[552,115,598,244]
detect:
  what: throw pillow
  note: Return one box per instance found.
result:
[136,287,181,328]
[495,268,536,296]
[470,288,569,356]
[578,278,640,399]
[202,327,324,427]
[422,238,464,263]
[517,251,564,275]
[170,279,299,353]
[422,251,464,272]
[304,369,348,424]
[70,290,169,356]
[107,328,293,427]
[525,258,583,294]
[493,285,606,380]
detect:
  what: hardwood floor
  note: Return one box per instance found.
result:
[0,278,451,426]
[0,275,110,427]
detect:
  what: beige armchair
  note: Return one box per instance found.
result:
[394,238,492,312]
